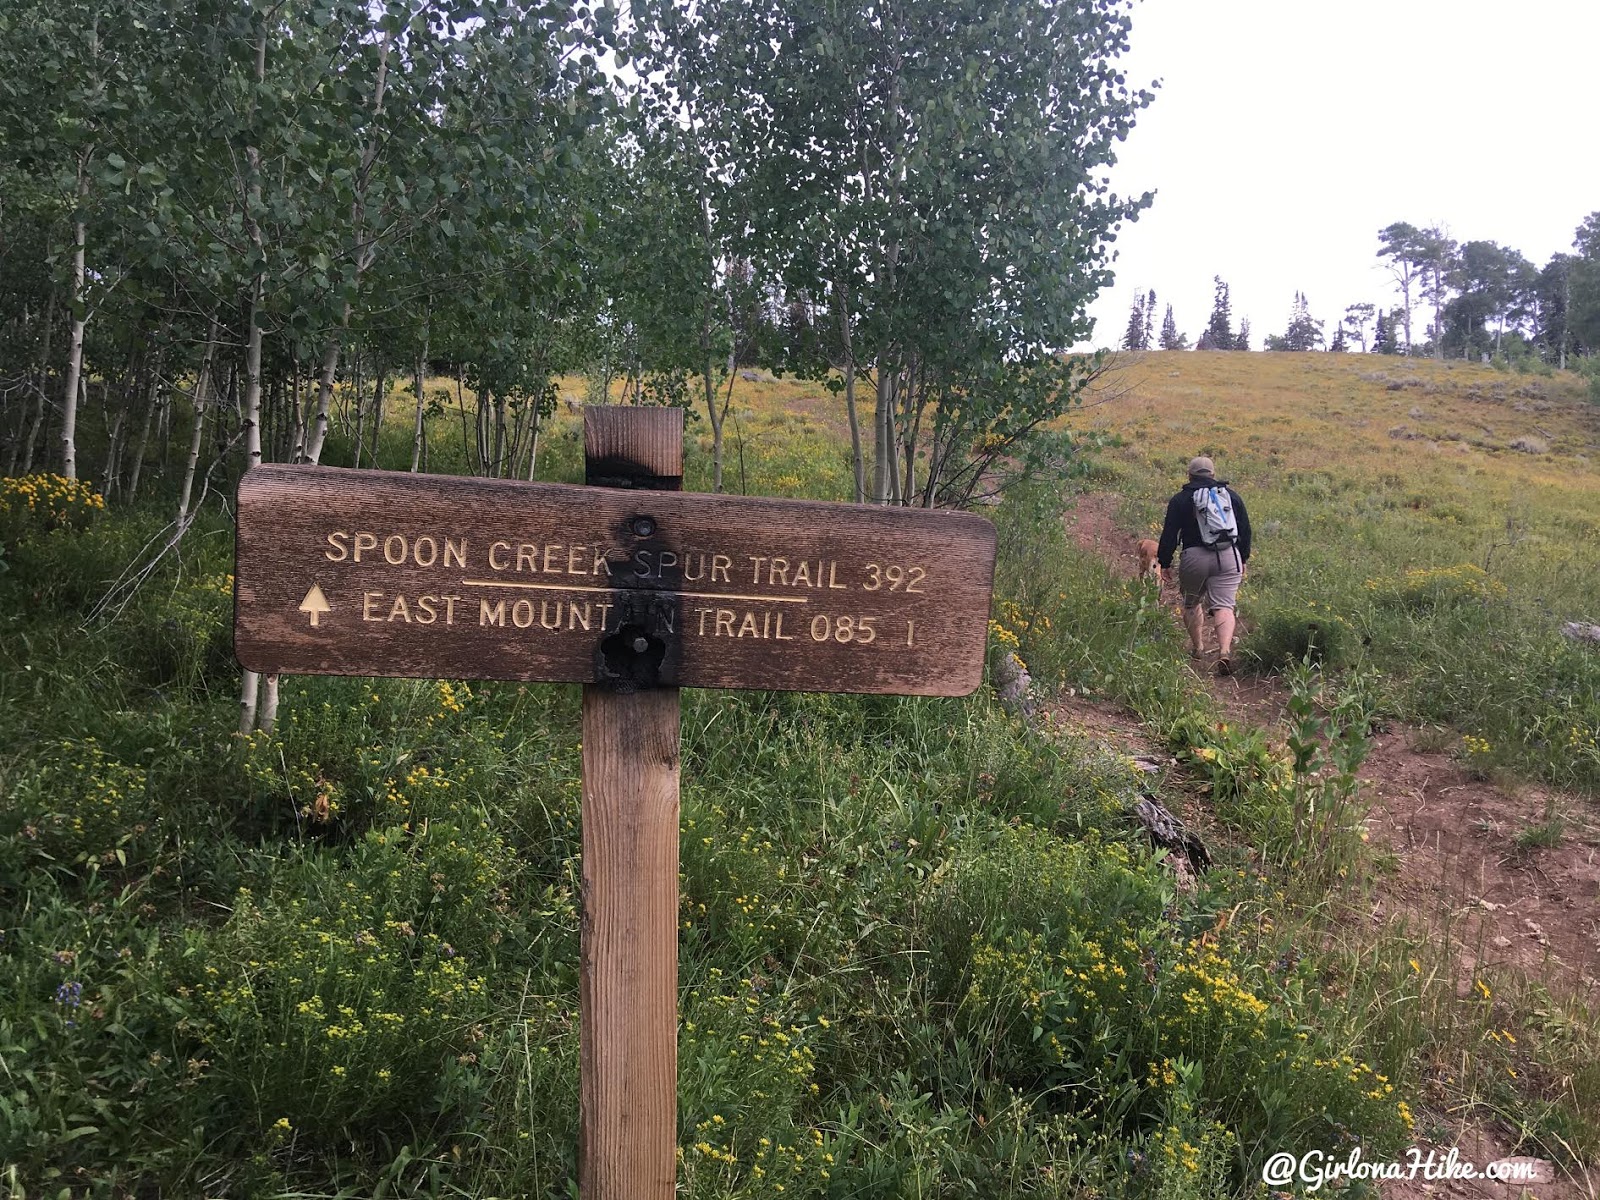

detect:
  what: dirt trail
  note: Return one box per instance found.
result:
[1055,493,1600,1200]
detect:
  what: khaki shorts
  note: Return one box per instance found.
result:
[1178,544,1243,612]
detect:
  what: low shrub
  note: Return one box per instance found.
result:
[676,969,832,1199]
[0,737,152,880]
[1364,562,1507,610]
[0,472,105,537]
[193,820,510,1143]
[924,825,1169,1003]
[126,570,236,692]
[1241,604,1354,670]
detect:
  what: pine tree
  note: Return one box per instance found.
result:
[1143,289,1157,349]
[1283,291,1326,351]
[1122,292,1148,350]
[1235,318,1251,351]
[1372,309,1394,354]
[1203,276,1234,349]
[1158,303,1187,350]
[1329,323,1348,351]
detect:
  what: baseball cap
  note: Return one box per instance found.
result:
[1188,456,1215,477]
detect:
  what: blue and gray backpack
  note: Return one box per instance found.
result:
[1192,485,1238,547]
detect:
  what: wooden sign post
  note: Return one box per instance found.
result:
[578,407,683,1199]
[234,407,996,1200]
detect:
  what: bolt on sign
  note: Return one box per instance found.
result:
[234,407,996,1200]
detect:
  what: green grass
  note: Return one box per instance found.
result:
[1083,351,1600,793]
[3,364,1597,1195]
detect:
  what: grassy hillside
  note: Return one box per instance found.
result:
[2,356,1596,1197]
[1078,350,1600,791]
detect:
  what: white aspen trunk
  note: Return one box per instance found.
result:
[354,362,380,468]
[19,388,45,475]
[7,306,33,475]
[127,375,158,499]
[453,368,474,473]
[873,367,903,506]
[705,354,723,494]
[475,388,490,475]
[844,359,864,504]
[370,368,387,465]
[288,365,307,463]
[698,195,726,493]
[302,309,347,464]
[157,377,172,468]
[836,277,864,504]
[239,669,261,735]
[103,374,129,502]
[901,372,922,507]
[492,393,508,475]
[243,279,264,471]
[260,675,280,735]
[4,404,20,479]
[345,355,361,431]
[887,372,903,507]
[60,177,88,480]
[409,342,427,473]
[871,368,891,504]
[262,371,274,460]
[19,290,56,475]
[351,370,365,468]
[238,48,267,730]
[238,274,265,735]
[305,32,388,471]
[526,409,541,481]
[177,323,218,527]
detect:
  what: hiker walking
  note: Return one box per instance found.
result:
[1157,455,1252,676]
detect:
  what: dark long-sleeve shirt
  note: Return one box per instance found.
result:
[1156,479,1251,568]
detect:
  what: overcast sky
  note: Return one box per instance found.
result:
[1079,0,1600,350]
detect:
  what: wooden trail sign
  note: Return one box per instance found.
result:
[234,466,995,697]
[233,406,996,1200]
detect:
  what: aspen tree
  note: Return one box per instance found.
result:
[17,291,56,476]
[631,0,1151,506]
[302,31,395,468]
[60,158,89,480]
[176,322,219,530]
[238,13,269,737]
[410,316,428,473]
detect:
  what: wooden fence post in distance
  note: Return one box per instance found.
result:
[579,405,683,1200]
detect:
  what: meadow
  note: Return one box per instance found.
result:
[1078,350,1600,792]
[1,356,1597,1197]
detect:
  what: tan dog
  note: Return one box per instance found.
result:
[1134,538,1161,582]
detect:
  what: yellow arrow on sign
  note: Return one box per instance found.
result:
[299,584,331,627]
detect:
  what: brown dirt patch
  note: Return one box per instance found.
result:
[1063,490,1139,565]
[1058,492,1600,1195]
[1064,491,1600,997]
[1362,730,1600,992]
[1378,1124,1592,1200]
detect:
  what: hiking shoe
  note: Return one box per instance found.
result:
[1215,656,1233,677]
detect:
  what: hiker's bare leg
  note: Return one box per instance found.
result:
[1184,605,1206,656]
[1213,608,1236,660]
